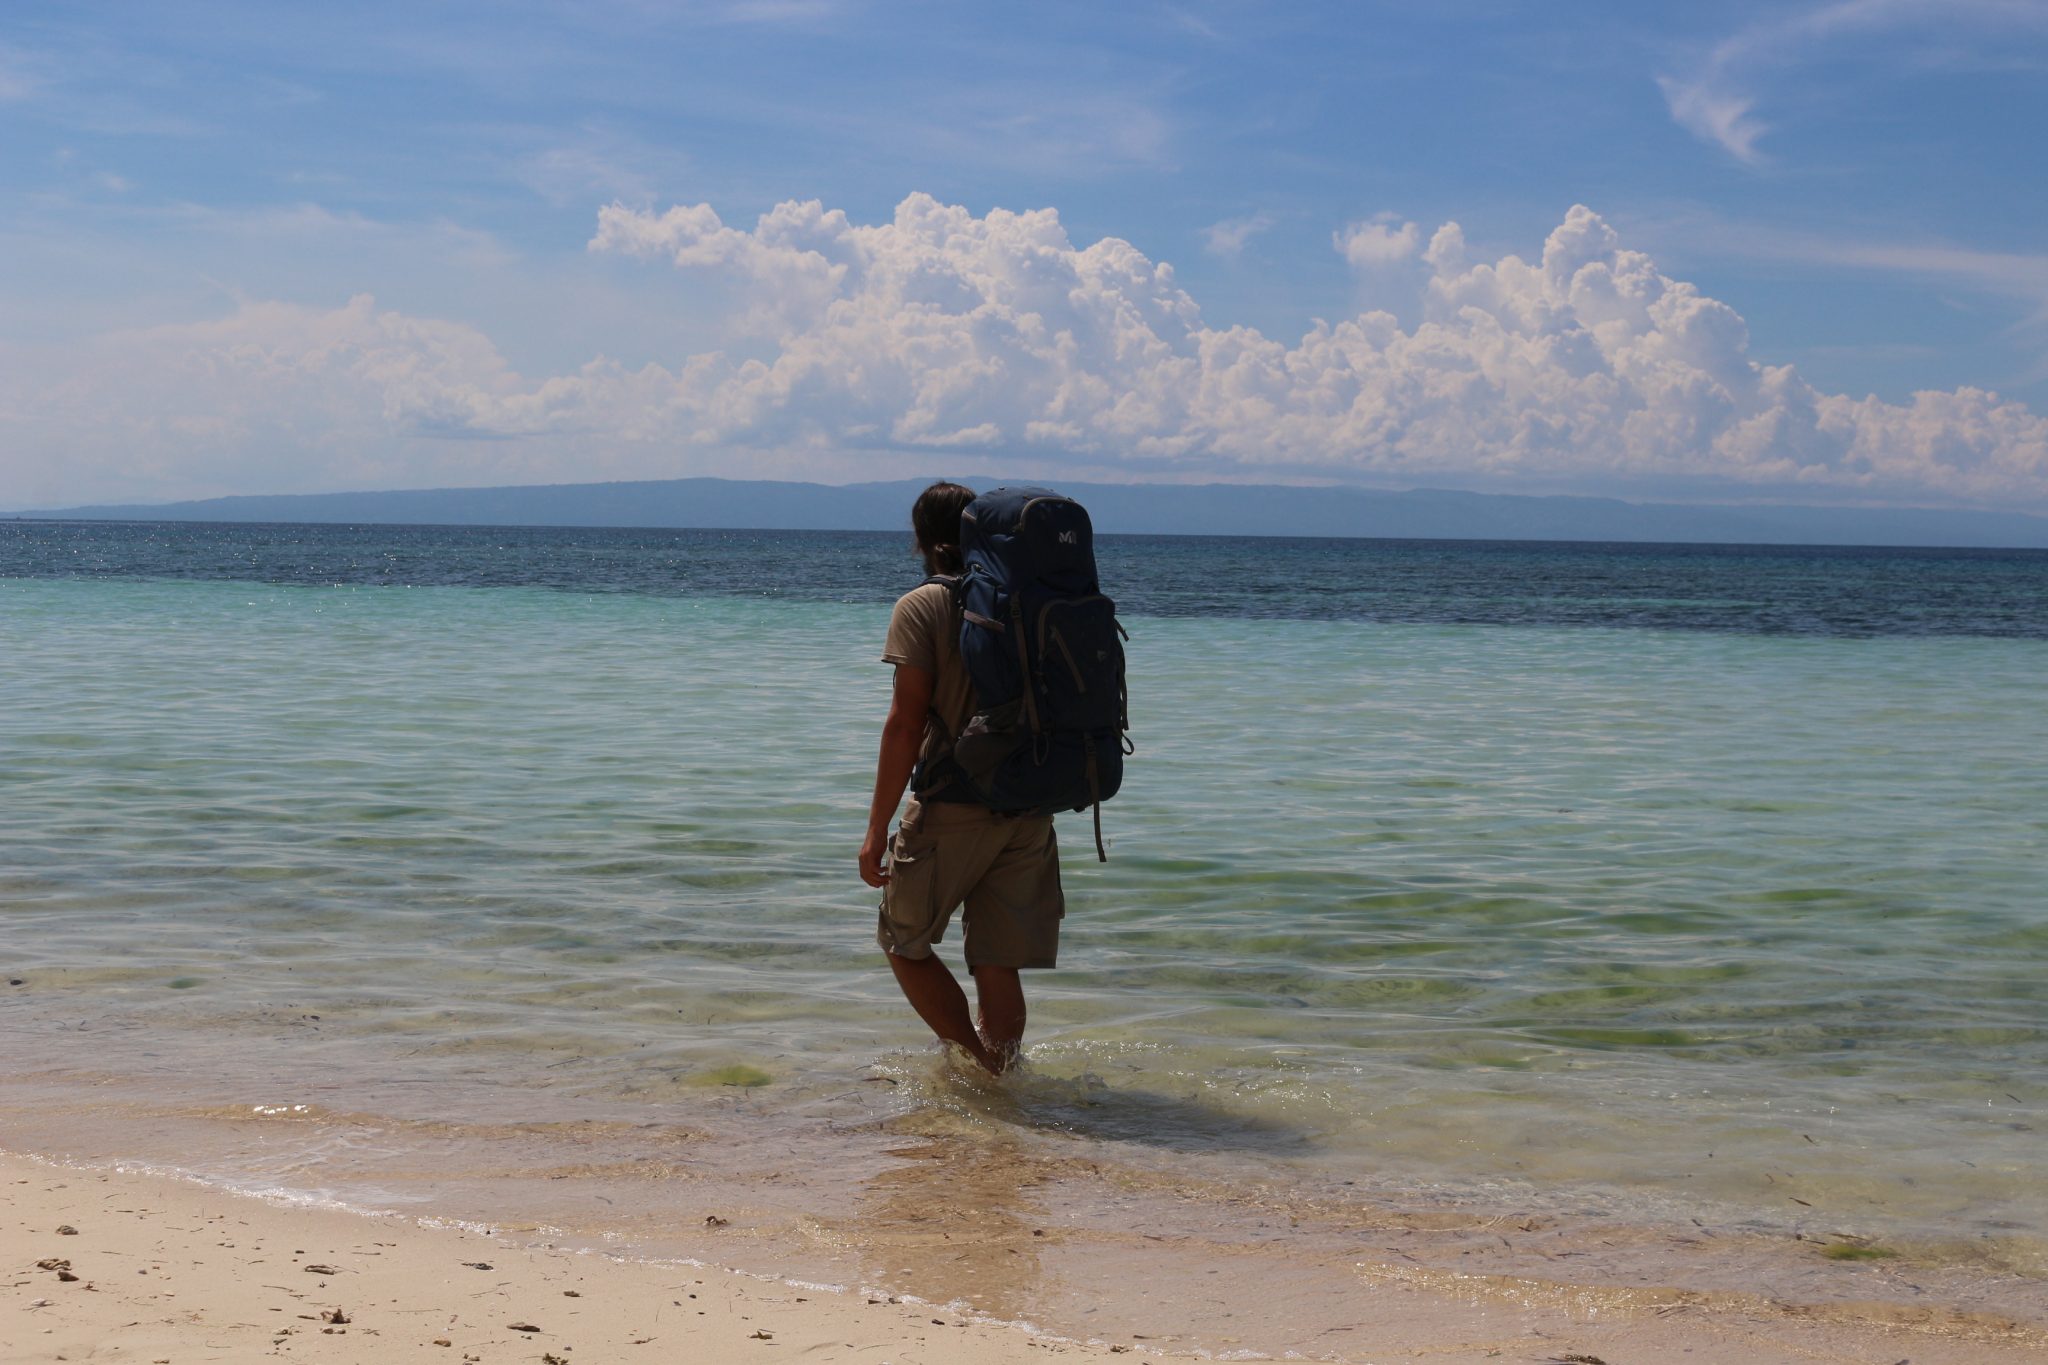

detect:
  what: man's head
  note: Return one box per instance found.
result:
[911,481,974,576]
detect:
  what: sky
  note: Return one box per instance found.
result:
[4,0,2048,511]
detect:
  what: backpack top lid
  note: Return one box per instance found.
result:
[961,485,1097,594]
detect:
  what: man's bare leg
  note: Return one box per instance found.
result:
[887,951,1000,1073]
[971,965,1026,1073]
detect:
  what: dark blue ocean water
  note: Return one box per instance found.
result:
[6,518,2047,636]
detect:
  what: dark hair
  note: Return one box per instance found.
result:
[911,481,974,576]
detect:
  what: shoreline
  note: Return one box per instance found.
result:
[8,1143,2048,1365]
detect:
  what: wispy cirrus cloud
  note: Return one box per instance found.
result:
[511,125,698,207]
[1661,213,2048,386]
[715,0,848,24]
[917,86,1177,174]
[0,44,210,136]
[1657,0,2048,164]
[1665,213,2048,294]
[0,46,39,101]
[1655,73,1767,165]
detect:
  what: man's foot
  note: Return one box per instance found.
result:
[939,1038,1005,1077]
[976,1031,1020,1075]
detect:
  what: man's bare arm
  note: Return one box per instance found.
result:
[860,663,934,888]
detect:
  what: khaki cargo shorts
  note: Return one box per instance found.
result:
[877,798,1064,969]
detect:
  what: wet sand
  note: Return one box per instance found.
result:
[8,1149,2048,1365]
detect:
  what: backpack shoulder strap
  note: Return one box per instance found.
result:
[906,574,974,802]
[919,573,969,627]
[928,569,1013,636]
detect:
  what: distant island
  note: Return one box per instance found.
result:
[17,476,2048,549]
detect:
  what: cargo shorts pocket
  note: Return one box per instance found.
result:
[876,836,947,958]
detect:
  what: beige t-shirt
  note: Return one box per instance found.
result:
[881,581,976,785]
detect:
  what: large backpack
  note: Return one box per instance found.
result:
[914,486,1131,860]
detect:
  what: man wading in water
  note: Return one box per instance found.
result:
[859,481,1067,1075]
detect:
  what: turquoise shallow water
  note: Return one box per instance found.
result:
[4,559,2047,1311]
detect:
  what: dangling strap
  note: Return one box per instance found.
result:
[1085,748,1106,862]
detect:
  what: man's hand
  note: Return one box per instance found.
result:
[861,663,930,889]
[859,825,891,888]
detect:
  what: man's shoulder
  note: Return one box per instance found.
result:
[893,580,956,615]
[883,579,957,666]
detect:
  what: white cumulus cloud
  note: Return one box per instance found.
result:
[1335,215,1422,268]
[6,193,2047,510]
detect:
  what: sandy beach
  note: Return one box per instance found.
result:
[2,1151,1144,1365]
[8,1148,2048,1365]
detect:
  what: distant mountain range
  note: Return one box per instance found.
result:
[18,476,2048,549]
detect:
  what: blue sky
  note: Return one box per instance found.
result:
[5,0,2047,509]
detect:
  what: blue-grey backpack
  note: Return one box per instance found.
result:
[915,486,1132,860]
